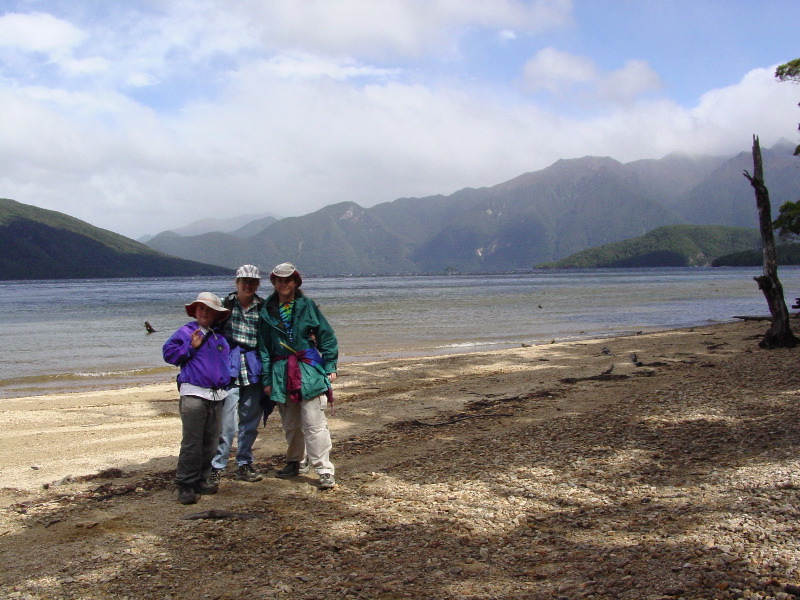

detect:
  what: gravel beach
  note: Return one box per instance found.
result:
[2,319,800,600]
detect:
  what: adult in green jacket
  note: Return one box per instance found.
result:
[257,262,338,490]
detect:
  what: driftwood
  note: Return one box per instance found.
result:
[560,373,630,384]
[742,136,798,348]
[181,509,259,520]
[411,412,512,427]
[734,314,800,321]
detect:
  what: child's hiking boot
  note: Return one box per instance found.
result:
[235,463,264,482]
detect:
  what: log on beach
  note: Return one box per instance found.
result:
[732,314,773,321]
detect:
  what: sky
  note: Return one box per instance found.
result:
[1,1,799,239]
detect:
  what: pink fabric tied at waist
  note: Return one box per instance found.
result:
[274,349,334,405]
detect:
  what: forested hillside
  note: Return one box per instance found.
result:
[538,225,762,268]
[0,199,230,280]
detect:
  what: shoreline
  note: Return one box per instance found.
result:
[0,320,724,401]
[0,319,772,494]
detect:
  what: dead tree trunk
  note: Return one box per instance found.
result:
[742,135,797,348]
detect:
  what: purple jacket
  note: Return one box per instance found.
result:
[162,321,231,390]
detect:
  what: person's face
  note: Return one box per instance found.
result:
[195,304,217,328]
[236,277,260,299]
[273,275,297,300]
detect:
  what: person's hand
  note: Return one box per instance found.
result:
[264,385,272,396]
[327,373,337,383]
[190,328,205,349]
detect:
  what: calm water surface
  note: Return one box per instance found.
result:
[3,267,799,398]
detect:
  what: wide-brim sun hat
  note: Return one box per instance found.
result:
[185,292,231,319]
[236,264,261,279]
[270,262,302,287]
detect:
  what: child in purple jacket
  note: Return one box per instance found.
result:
[163,292,231,505]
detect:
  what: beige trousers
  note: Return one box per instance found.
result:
[278,394,334,475]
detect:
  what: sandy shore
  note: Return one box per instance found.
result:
[2,320,800,599]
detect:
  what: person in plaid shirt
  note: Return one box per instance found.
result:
[210,264,273,483]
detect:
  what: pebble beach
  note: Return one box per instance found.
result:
[2,319,800,600]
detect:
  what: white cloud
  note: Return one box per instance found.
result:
[687,67,799,153]
[498,29,517,41]
[0,12,85,54]
[236,0,572,58]
[263,52,401,81]
[0,2,573,95]
[597,59,664,104]
[4,60,798,238]
[521,49,664,107]
[0,11,113,78]
[521,47,598,93]
[0,1,797,239]
[543,66,799,163]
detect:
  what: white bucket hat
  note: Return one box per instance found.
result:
[236,264,261,279]
[270,262,302,287]
[185,292,231,319]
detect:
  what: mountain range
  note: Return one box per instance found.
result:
[138,211,281,243]
[144,141,800,274]
[3,141,799,280]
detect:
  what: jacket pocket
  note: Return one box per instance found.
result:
[228,345,242,378]
[244,349,262,381]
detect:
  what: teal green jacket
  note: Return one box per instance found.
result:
[257,291,338,404]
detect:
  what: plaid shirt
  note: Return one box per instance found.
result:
[224,294,262,386]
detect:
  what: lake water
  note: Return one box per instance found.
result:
[3,267,799,398]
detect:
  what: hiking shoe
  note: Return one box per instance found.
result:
[319,473,336,490]
[276,459,309,478]
[177,486,197,505]
[235,463,264,482]
[195,478,218,495]
[208,468,223,483]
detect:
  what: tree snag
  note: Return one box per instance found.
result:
[742,135,798,348]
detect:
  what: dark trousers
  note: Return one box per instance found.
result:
[175,395,224,488]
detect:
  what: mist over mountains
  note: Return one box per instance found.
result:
[144,141,800,275]
[138,212,281,243]
[2,141,798,281]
